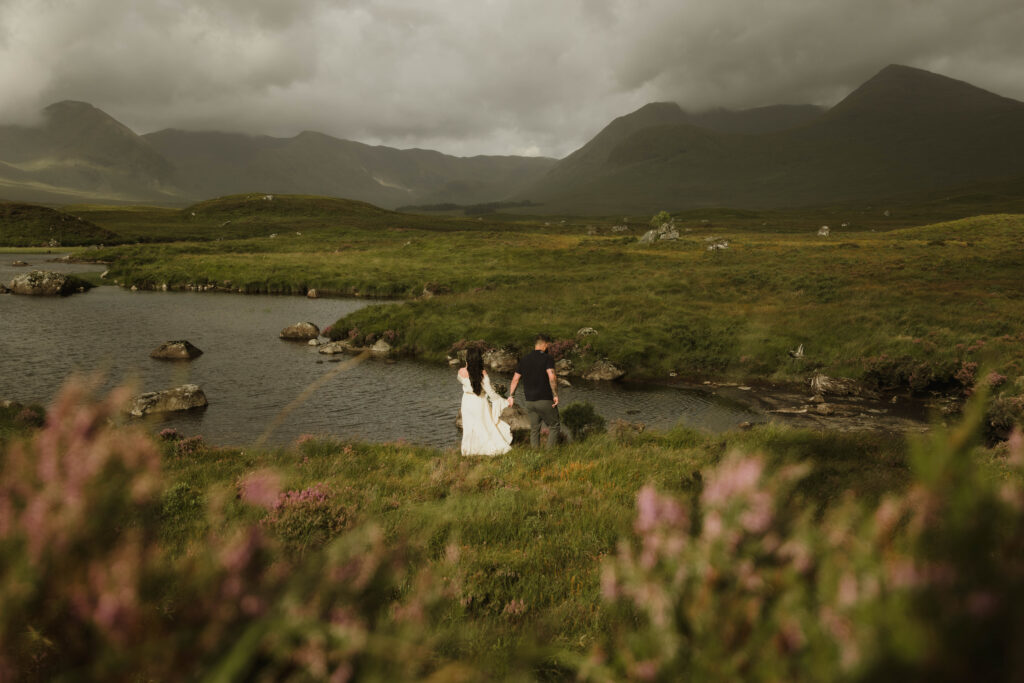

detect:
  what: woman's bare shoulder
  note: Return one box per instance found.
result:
[457,367,469,378]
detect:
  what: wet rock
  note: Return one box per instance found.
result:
[483,348,518,373]
[8,270,92,296]
[0,283,8,294]
[582,359,625,381]
[308,339,321,346]
[554,358,573,376]
[809,372,859,397]
[370,339,392,356]
[456,402,529,433]
[280,322,320,340]
[306,288,319,299]
[127,384,207,417]
[11,260,28,266]
[149,340,204,360]
[319,340,354,355]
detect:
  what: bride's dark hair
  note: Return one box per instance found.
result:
[465,347,484,395]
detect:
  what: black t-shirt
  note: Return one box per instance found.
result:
[516,349,555,401]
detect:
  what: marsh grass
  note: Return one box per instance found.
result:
[56,196,1024,433]
[145,422,922,674]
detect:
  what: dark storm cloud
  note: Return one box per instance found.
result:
[1,0,1022,157]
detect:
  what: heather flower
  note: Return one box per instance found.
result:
[159,427,181,441]
[238,469,283,509]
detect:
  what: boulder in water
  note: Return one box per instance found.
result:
[8,270,92,296]
[483,348,518,373]
[127,384,208,417]
[280,322,320,340]
[582,359,625,381]
[150,340,204,360]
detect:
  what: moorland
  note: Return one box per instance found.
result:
[3,61,1024,681]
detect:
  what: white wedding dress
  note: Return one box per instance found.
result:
[459,373,512,456]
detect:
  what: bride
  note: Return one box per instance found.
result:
[458,347,512,456]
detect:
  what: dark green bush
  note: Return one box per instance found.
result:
[561,401,606,442]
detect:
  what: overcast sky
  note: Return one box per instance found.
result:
[1,0,1022,158]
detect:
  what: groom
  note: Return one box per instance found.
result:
[507,334,565,448]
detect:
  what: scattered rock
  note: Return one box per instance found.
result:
[8,270,93,296]
[422,282,450,298]
[456,402,530,433]
[127,384,207,417]
[554,358,573,376]
[319,340,354,355]
[0,283,8,294]
[738,421,753,430]
[815,403,836,416]
[576,327,598,337]
[308,339,321,346]
[370,339,392,356]
[483,348,518,373]
[306,288,319,299]
[149,340,204,360]
[808,372,859,397]
[280,322,320,340]
[582,359,625,381]
[610,225,631,233]
[558,377,572,387]
[817,226,831,237]
[11,260,28,266]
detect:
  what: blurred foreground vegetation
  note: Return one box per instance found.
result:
[2,382,1023,680]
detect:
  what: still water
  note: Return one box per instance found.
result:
[1,254,762,447]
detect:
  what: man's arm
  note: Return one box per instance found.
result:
[547,368,559,407]
[507,372,521,405]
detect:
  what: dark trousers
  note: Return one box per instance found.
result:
[525,399,564,448]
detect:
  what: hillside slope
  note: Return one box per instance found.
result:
[0,202,120,246]
[143,129,555,209]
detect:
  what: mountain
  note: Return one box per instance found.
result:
[2,65,1023,213]
[518,65,1024,213]
[0,103,556,208]
[142,129,555,209]
[0,101,182,204]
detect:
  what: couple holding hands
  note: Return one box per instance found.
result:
[457,334,565,456]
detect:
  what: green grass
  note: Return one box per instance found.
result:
[0,202,119,247]
[148,423,917,674]
[15,194,1024,434]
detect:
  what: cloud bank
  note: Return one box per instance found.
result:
[1,0,1022,157]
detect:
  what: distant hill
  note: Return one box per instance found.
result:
[518,65,1024,213]
[0,103,556,209]
[0,201,120,246]
[143,129,555,209]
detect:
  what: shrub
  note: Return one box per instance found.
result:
[561,401,607,442]
[0,382,465,680]
[584,395,1024,681]
[264,483,352,551]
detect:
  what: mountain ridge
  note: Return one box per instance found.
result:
[2,65,1023,212]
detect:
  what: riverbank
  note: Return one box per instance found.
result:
[23,200,1024,438]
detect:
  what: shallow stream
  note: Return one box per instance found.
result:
[1,253,763,447]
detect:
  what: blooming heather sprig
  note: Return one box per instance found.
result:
[585,396,1024,681]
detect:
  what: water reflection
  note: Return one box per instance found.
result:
[1,253,762,447]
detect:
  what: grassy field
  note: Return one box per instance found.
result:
[66,195,1024,438]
